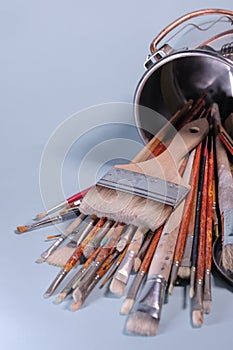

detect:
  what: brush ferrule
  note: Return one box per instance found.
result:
[114,250,136,284]
[181,234,193,267]
[41,236,65,260]
[190,266,196,294]
[98,167,189,207]
[44,269,68,298]
[126,271,145,300]
[192,279,203,311]
[170,261,180,286]
[203,270,212,302]
[136,275,167,320]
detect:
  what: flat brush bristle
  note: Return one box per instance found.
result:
[53,293,67,305]
[70,301,82,311]
[46,246,76,267]
[133,257,141,273]
[203,300,212,314]
[222,245,233,272]
[109,278,125,297]
[126,311,159,336]
[16,226,29,233]
[120,298,134,315]
[192,310,203,327]
[178,266,190,279]
[36,212,47,220]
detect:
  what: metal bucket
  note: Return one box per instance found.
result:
[134,9,233,143]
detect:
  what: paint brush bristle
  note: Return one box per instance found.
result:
[203,300,212,314]
[16,226,29,233]
[36,211,48,220]
[192,310,203,327]
[222,245,233,272]
[178,266,190,279]
[53,292,68,305]
[109,278,126,297]
[120,298,135,315]
[46,246,76,267]
[70,301,82,311]
[126,311,159,336]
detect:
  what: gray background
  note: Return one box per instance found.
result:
[1,1,233,349]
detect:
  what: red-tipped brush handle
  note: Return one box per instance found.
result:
[67,187,92,204]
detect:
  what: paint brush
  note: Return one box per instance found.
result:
[53,247,101,304]
[203,136,214,314]
[35,187,91,220]
[109,226,149,297]
[190,137,208,298]
[16,208,81,234]
[121,225,163,315]
[43,217,106,297]
[213,104,233,273]
[126,150,195,336]
[71,250,119,310]
[36,213,87,263]
[192,141,208,327]
[178,182,198,280]
[71,223,125,301]
[99,245,129,289]
[80,119,209,231]
[168,143,202,294]
[45,215,99,267]
[133,230,155,273]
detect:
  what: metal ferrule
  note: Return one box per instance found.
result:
[181,234,193,267]
[114,250,136,284]
[81,261,101,283]
[76,218,96,245]
[116,225,136,252]
[190,266,196,293]
[86,221,113,250]
[136,275,167,320]
[44,269,68,297]
[203,270,212,302]
[40,236,65,260]
[170,261,180,286]
[193,279,203,311]
[126,270,145,300]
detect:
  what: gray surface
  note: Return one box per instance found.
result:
[1,1,233,349]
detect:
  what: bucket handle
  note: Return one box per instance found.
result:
[150,9,233,54]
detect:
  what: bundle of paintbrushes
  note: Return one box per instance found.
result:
[16,97,233,336]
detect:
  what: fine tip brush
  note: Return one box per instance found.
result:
[35,187,90,220]
[16,208,81,234]
[80,119,209,231]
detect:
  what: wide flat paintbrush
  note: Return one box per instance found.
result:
[168,143,201,294]
[43,217,107,297]
[213,104,233,273]
[126,150,195,336]
[121,225,163,315]
[80,119,209,231]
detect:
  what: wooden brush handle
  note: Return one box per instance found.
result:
[115,119,209,184]
[132,100,193,163]
[140,226,163,272]
[147,149,195,280]
[128,227,148,254]
[173,144,202,262]
[196,150,208,280]
[205,137,214,271]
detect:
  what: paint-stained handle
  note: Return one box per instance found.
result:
[128,227,148,253]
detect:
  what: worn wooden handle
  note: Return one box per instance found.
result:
[115,119,209,185]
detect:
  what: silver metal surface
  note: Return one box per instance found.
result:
[136,275,167,320]
[98,167,189,207]
[114,250,136,284]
